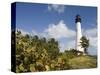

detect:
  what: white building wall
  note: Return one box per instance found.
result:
[76,22,84,52]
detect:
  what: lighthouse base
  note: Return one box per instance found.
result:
[76,46,86,55]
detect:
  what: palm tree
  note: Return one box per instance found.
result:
[80,36,89,54]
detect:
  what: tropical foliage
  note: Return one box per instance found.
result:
[14,30,97,73]
[80,36,89,54]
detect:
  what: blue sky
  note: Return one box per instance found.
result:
[15,2,97,55]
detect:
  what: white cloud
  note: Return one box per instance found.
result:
[66,40,76,49]
[16,28,39,36]
[60,40,75,52]
[48,4,65,13]
[16,28,30,36]
[32,30,38,35]
[83,28,97,48]
[85,28,97,37]
[32,29,48,38]
[45,20,76,39]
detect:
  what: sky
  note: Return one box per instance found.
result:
[15,2,97,55]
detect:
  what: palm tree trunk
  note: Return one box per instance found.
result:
[84,48,88,54]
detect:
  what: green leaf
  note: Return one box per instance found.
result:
[30,64,36,72]
[58,58,63,63]
[45,65,50,71]
[24,57,28,64]
[19,64,24,71]
[16,66,20,73]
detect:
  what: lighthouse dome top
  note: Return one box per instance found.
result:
[75,14,81,23]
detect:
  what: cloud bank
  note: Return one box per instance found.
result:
[45,20,76,39]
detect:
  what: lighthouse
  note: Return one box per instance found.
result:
[75,15,84,53]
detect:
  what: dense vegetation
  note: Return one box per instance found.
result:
[15,30,97,73]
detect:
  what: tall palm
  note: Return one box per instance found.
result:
[80,36,89,54]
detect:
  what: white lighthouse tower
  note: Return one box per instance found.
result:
[75,15,84,53]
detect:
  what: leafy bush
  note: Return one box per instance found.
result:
[14,30,97,72]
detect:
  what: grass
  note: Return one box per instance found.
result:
[68,55,97,69]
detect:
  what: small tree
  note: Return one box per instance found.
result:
[80,36,89,54]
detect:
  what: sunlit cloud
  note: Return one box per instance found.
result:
[45,20,76,39]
